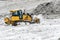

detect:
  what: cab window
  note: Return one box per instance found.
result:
[12,11,18,16]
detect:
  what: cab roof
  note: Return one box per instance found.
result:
[10,9,21,12]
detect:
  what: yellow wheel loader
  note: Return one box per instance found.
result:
[4,10,40,26]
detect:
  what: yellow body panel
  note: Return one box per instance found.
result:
[23,15,32,22]
[11,16,20,21]
[11,15,32,22]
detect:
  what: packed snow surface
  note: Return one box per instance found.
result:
[0,14,60,40]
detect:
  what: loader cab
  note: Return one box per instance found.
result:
[10,10,23,19]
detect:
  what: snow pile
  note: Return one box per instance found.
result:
[33,1,60,19]
[33,2,55,15]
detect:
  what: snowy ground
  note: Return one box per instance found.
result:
[0,0,60,40]
[0,14,60,40]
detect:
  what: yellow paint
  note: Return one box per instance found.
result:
[10,9,20,12]
[23,15,32,22]
[11,16,20,21]
[4,18,9,22]
[11,15,32,22]
[4,18,11,24]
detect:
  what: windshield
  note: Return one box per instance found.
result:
[12,11,18,16]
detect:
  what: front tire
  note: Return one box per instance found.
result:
[12,22,17,26]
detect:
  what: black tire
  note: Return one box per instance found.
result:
[12,22,17,26]
[29,22,35,24]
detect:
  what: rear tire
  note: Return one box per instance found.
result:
[34,19,40,23]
